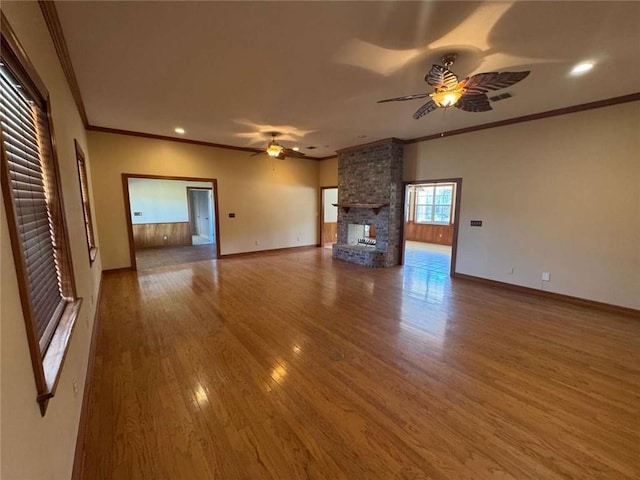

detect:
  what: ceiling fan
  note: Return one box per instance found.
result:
[251,132,305,160]
[378,53,530,119]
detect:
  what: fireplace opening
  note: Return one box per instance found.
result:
[347,223,376,248]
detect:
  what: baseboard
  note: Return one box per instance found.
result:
[71,275,103,480]
[453,272,640,318]
[102,266,133,274]
[219,244,317,259]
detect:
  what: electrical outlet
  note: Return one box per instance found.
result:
[90,295,94,305]
[297,236,300,242]
[541,272,551,282]
[255,240,260,246]
[507,267,514,275]
[72,378,79,398]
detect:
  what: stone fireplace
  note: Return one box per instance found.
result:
[332,139,403,268]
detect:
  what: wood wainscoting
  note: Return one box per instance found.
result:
[132,222,191,248]
[405,222,453,246]
[322,222,337,244]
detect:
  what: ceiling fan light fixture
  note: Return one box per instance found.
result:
[430,87,464,108]
[266,140,284,157]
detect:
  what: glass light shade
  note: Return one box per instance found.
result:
[430,88,464,107]
[266,141,283,157]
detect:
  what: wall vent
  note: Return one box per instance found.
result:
[489,92,512,102]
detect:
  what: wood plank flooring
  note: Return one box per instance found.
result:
[80,248,640,479]
[134,243,217,270]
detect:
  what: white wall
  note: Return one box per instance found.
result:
[1,2,102,479]
[88,131,320,268]
[404,101,640,310]
[128,178,211,224]
[323,188,338,222]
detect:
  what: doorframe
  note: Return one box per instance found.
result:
[186,186,214,241]
[319,185,338,247]
[121,173,221,270]
[400,178,462,277]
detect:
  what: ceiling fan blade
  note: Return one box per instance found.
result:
[250,151,265,157]
[425,65,459,89]
[461,71,530,95]
[413,99,438,119]
[377,93,430,103]
[283,148,306,157]
[276,152,286,160]
[455,93,492,112]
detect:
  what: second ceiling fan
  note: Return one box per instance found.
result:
[251,132,305,160]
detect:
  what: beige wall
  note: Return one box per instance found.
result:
[1,2,102,479]
[87,132,320,268]
[319,156,338,187]
[404,101,640,309]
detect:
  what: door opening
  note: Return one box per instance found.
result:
[320,186,338,248]
[187,187,215,245]
[401,179,462,277]
[122,174,220,270]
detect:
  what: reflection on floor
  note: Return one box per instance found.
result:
[84,247,639,479]
[404,241,451,273]
[403,241,452,303]
[135,243,217,270]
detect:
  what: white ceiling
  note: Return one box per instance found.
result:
[55,1,640,158]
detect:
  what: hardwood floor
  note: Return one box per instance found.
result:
[80,248,640,479]
[134,243,217,270]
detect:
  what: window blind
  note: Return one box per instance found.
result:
[76,150,96,251]
[0,60,65,352]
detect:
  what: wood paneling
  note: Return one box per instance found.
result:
[405,222,453,245]
[132,222,191,248]
[323,222,337,244]
[77,248,640,479]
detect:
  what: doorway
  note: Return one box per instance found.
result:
[320,186,338,248]
[187,187,215,245]
[401,179,462,277]
[122,174,221,270]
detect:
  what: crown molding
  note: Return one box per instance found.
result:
[86,125,325,160]
[405,92,640,145]
[38,0,88,127]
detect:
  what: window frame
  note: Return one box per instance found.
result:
[412,183,455,225]
[75,140,97,264]
[1,12,82,416]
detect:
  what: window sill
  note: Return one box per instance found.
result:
[413,222,452,226]
[38,298,83,415]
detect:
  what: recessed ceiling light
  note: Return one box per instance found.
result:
[292,147,300,151]
[571,62,594,76]
[174,127,185,134]
[357,135,368,139]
